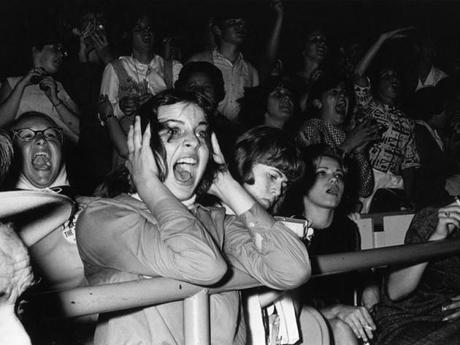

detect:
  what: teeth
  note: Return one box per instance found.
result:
[176,157,197,165]
[33,152,49,159]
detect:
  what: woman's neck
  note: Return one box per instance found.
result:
[132,49,154,64]
[303,196,334,229]
[264,113,287,129]
[181,195,197,209]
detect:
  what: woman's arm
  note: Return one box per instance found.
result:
[259,0,284,83]
[98,95,129,158]
[17,197,74,247]
[208,134,311,289]
[387,202,460,301]
[0,69,45,127]
[39,76,80,136]
[95,117,227,284]
[354,28,412,87]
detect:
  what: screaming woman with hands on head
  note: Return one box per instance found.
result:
[76,90,310,345]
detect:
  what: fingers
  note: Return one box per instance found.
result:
[438,204,460,227]
[344,307,375,342]
[443,310,460,322]
[127,124,134,155]
[211,132,221,154]
[211,132,226,164]
[142,123,151,150]
[133,116,142,150]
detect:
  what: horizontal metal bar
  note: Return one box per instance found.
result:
[38,237,460,318]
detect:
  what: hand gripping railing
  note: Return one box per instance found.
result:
[39,237,460,345]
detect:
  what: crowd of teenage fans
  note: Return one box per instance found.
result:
[1,1,460,344]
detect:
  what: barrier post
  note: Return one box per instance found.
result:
[184,289,210,345]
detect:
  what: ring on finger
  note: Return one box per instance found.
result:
[445,211,451,217]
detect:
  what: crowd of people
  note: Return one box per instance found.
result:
[1,1,460,344]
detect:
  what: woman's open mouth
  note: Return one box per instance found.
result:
[326,186,339,196]
[173,156,198,185]
[32,152,52,171]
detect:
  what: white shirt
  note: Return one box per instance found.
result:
[415,66,448,91]
[189,50,259,122]
[100,55,182,118]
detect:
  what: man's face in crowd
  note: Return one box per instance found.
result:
[217,18,247,45]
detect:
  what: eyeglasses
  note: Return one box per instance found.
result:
[12,127,63,142]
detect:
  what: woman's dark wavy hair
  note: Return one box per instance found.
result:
[96,89,225,197]
[238,77,302,133]
[232,126,304,186]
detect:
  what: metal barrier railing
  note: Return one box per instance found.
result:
[37,237,460,345]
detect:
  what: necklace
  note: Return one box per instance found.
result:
[131,56,151,95]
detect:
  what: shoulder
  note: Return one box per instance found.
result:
[7,76,21,88]
[107,56,130,71]
[188,51,213,63]
[304,118,322,127]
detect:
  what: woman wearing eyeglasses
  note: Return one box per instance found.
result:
[0,31,80,144]
[8,111,95,344]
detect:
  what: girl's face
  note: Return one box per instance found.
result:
[12,116,63,188]
[132,16,154,51]
[183,72,217,108]
[305,156,344,210]
[157,102,210,201]
[319,83,349,126]
[304,31,328,62]
[266,87,294,121]
[32,44,64,74]
[243,163,288,211]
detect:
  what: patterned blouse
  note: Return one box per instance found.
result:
[354,83,420,175]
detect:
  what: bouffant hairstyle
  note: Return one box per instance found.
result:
[232,126,304,186]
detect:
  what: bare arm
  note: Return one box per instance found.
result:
[354,28,413,86]
[98,95,129,158]
[17,198,74,247]
[259,0,284,83]
[0,69,45,127]
[40,76,80,136]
